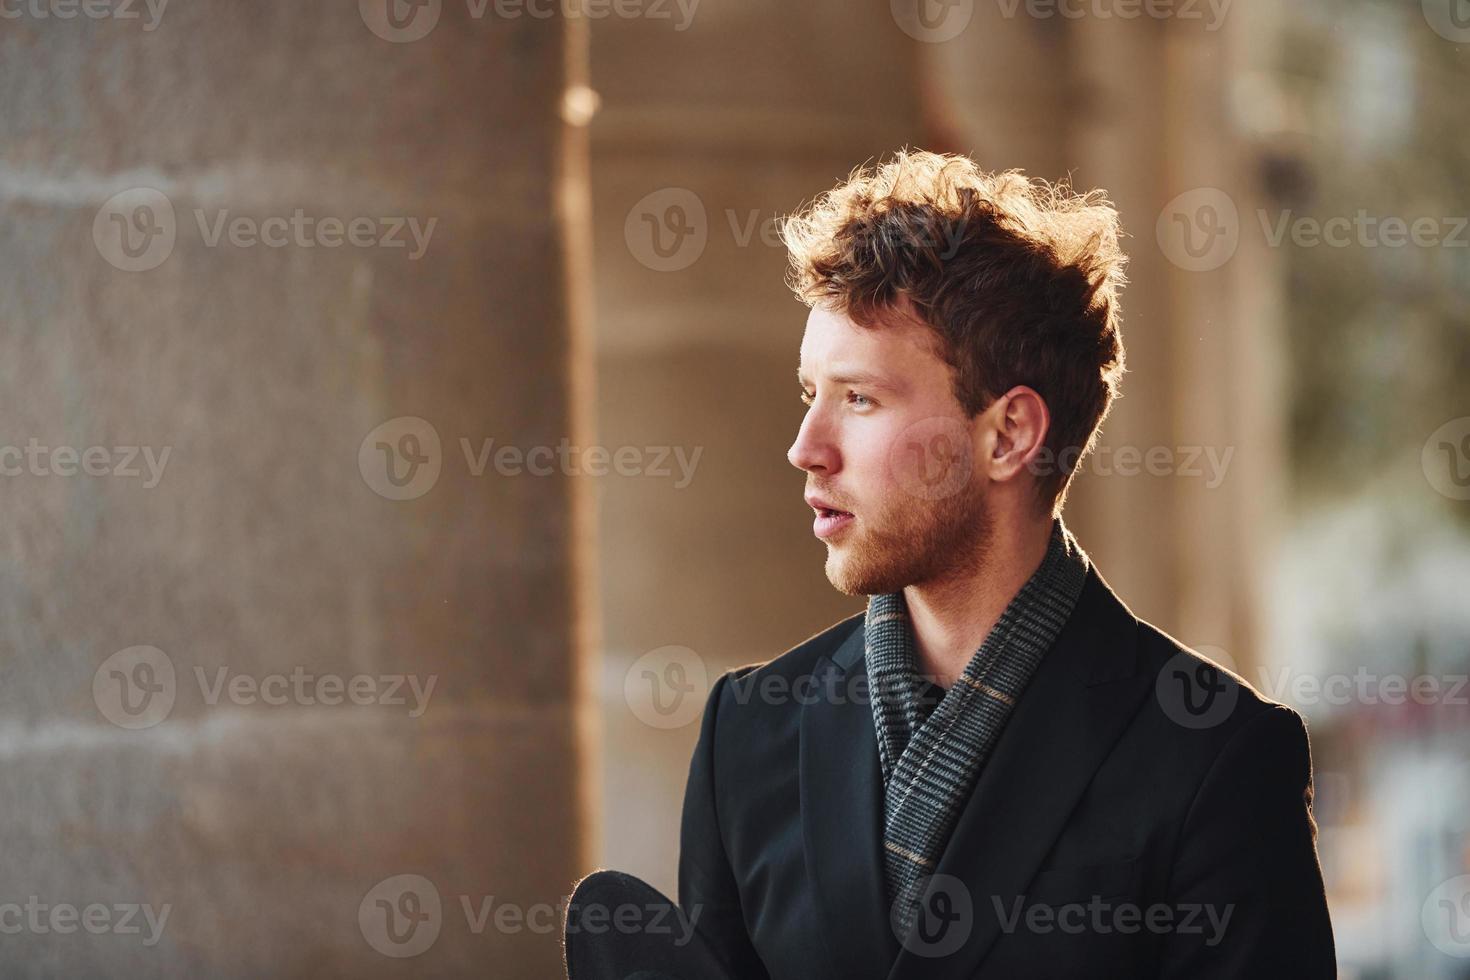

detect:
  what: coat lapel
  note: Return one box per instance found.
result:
[885,566,1152,980]
[801,619,901,980]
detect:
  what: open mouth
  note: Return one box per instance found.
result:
[812,507,854,540]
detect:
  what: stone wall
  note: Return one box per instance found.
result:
[0,2,590,975]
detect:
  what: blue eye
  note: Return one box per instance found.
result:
[848,392,872,408]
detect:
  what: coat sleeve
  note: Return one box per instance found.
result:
[678,670,771,979]
[1157,704,1337,977]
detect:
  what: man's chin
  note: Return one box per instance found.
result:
[824,546,907,597]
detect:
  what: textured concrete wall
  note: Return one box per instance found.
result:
[0,3,589,976]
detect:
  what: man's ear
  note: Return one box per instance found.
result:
[982,385,1050,486]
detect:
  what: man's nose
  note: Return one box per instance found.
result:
[787,411,837,473]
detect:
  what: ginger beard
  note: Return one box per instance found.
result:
[819,441,995,597]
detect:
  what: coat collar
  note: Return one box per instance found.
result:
[799,564,1149,980]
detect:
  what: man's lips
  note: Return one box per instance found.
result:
[812,510,854,539]
[805,495,854,540]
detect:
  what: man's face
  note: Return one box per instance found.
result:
[789,304,994,596]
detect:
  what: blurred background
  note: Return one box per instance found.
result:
[1,0,1467,975]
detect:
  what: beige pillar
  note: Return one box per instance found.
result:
[589,2,927,895]
[0,2,590,974]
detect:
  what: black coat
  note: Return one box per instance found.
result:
[678,565,1337,979]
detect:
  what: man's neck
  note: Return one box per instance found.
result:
[902,513,1055,690]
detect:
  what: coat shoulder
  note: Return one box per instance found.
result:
[725,611,863,680]
[708,611,865,718]
[1130,612,1308,747]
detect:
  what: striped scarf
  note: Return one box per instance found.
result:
[864,517,1089,936]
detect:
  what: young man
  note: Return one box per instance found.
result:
[676,151,1336,978]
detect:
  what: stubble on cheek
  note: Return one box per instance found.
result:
[823,485,990,596]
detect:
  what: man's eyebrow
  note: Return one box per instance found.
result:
[797,368,901,392]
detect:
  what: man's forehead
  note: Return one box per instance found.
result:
[797,305,937,381]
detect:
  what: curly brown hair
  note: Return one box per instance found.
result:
[779,149,1129,512]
